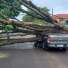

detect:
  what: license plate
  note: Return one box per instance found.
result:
[57,45,64,47]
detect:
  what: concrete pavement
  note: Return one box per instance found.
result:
[0,47,68,68]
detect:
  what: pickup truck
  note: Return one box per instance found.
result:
[34,33,68,51]
[47,33,68,51]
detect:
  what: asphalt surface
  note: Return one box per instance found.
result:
[0,43,68,68]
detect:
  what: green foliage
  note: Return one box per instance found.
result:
[0,0,21,19]
[23,7,49,23]
[33,18,47,25]
[23,15,33,22]
[2,24,15,32]
[3,24,14,32]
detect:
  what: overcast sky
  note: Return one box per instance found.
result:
[32,0,68,14]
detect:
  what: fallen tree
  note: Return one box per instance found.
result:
[0,0,68,46]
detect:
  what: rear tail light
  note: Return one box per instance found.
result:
[47,37,52,43]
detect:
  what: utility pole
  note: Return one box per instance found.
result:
[52,8,53,16]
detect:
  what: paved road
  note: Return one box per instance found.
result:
[0,43,68,68]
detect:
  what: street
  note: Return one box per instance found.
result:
[0,43,68,68]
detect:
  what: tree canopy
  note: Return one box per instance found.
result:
[0,0,50,23]
[0,0,21,19]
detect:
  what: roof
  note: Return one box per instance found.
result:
[52,14,68,19]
